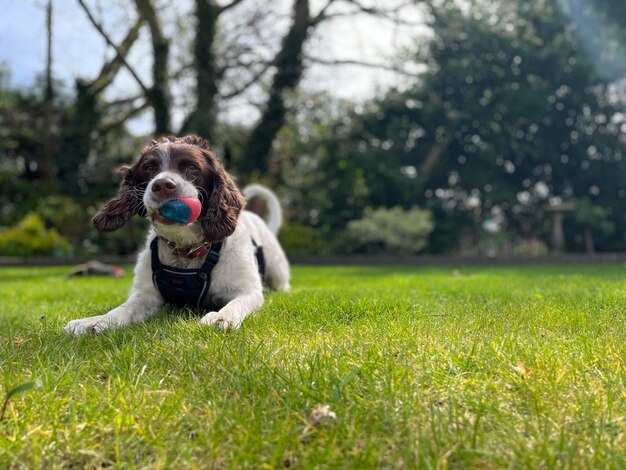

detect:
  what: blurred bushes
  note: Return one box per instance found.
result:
[0,213,70,256]
[36,196,90,244]
[344,207,434,254]
[278,221,328,257]
[457,229,549,257]
[0,195,148,257]
[279,208,435,256]
[87,217,149,257]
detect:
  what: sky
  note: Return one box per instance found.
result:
[0,0,427,134]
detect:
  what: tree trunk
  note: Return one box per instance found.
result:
[45,0,54,104]
[59,81,100,195]
[39,0,57,181]
[238,0,310,177]
[152,40,170,134]
[583,226,595,254]
[181,0,220,141]
[136,0,171,134]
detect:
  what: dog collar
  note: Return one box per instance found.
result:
[158,236,215,259]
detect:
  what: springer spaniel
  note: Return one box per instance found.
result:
[65,135,290,335]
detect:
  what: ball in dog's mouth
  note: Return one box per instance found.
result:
[156,197,202,225]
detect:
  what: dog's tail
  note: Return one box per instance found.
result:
[242,184,282,235]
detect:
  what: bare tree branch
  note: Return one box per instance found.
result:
[218,0,246,14]
[89,19,143,95]
[135,0,166,45]
[311,0,339,25]
[318,0,420,26]
[101,100,150,133]
[214,7,278,79]
[170,61,195,81]
[102,94,145,109]
[76,0,150,95]
[220,56,271,72]
[343,0,414,16]
[321,11,419,26]
[220,62,273,99]
[306,55,417,76]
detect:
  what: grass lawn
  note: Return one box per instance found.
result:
[1,264,626,468]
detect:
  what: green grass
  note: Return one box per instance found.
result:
[1,264,626,468]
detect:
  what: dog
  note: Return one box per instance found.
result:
[65,135,290,335]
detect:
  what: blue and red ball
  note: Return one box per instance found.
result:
[159,197,202,224]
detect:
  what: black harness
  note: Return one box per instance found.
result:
[151,237,222,308]
[151,237,266,308]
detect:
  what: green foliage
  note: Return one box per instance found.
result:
[0,69,144,256]
[275,93,371,232]
[572,0,626,80]
[345,206,433,254]
[405,0,626,249]
[0,213,71,256]
[278,221,328,257]
[277,0,626,253]
[88,217,150,257]
[36,196,91,244]
[572,197,615,235]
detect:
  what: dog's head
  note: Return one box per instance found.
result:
[92,135,246,242]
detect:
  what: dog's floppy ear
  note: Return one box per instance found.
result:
[200,152,246,242]
[92,165,146,232]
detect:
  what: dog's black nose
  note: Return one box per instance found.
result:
[152,178,178,197]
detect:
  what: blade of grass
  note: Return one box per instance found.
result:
[1,380,41,422]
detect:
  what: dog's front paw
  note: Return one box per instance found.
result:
[64,315,113,336]
[200,311,241,330]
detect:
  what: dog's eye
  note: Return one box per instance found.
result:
[186,163,198,172]
[144,164,157,175]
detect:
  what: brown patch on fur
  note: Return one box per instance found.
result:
[92,165,147,232]
[201,159,246,241]
[180,137,246,242]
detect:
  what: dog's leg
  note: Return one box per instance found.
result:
[64,245,163,335]
[64,292,163,335]
[200,290,264,330]
[265,242,291,292]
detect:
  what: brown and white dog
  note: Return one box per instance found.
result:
[65,135,290,335]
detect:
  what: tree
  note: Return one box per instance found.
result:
[237,0,311,176]
[78,0,417,177]
[276,0,626,252]
[61,14,145,193]
[570,197,615,253]
[238,0,420,178]
[135,0,171,134]
[568,0,626,81]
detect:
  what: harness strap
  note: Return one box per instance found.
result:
[251,238,266,279]
[150,237,223,308]
[199,242,222,274]
[150,237,161,273]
